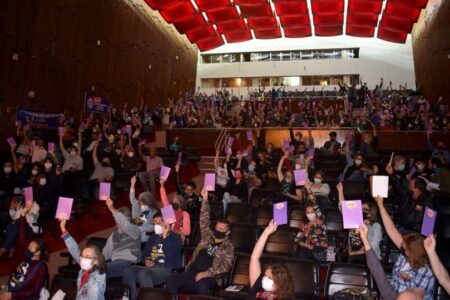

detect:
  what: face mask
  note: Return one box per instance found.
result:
[172,203,180,210]
[70,151,77,157]
[154,224,163,235]
[306,213,316,222]
[128,152,134,158]
[362,212,369,220]
[314,178,322,184]
[39,178,47,185]
[262,276,274,292]
[24,249,35,260]
[295,164,301,170]
[285,177,293,184]
[433,168,441,174]
[44,162,52,169]
[248,165,255,172]
[416,164,425,172]
[355,159,362,166]
[32,169,38,176]
[213,229,227,240]
[3,167,12,174]
[80,257,94,271]
[295,136,301,141]
[140,205,149,211]
[396,164,405,171]
[115,149,121,155]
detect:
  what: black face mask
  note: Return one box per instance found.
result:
[213,229,227,240]
[362,212,369,220]
[172,203,180,210]
[25,249,35,260]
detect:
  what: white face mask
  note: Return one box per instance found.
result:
[140,205,149,211]
[154,224,163,235]
[44,162,52,169]
[285,177,293,184]
[248,165,255,172]
[416,164,425,172]
[128,152,135,158]
[31,169,38,176]
[70,151,77,157]
[3,167,12,174]
[306,213,317,222]
[355,159,362,166]
[295,164,301,170]
[39,178,47,185]
[314,178,322,184]
[262,276,274,292]
[80,257,94,271]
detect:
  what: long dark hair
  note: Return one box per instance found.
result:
[270,264,295,299]
[32,237,48,261]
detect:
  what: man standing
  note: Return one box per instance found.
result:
[138,146,163,194]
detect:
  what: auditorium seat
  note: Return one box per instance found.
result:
[255,205,273,226]
[188,296,225,300]
[216,254,250,299]
[343,181,366,200]
[49,274,78,300]
[323,168,341,181]
[106,277,130,299]
[289,208,305,229]
[323,208,345,251]
[226,203,254,224]
[250,187,277,207]
[435,283,450,300]
[137,287,172,300]
[263,226,297,257]
[324,263,372,298]
[229,224,259,253]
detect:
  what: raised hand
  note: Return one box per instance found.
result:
[423,234,436,253]
[130,176,137,187]
[374,196,384,206]
[200,188,208,202]
[59,217,67,234]
[264,219,278,235]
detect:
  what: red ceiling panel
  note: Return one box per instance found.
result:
[348,0,382,14]
[313,13,344,25]
[216,19,247,33]
[254,27,282,39]
[173,13,207,33]
[234,0,268,4]
[186,25,217,43]
[273,0,307,2]
[159,1,196,23]
[383,2,421,21]
[346,13,379,26]
[377,27,408,43]
[275,2,308,15]
[196,35,225,51]
[315,25,343,36]
[247,17,278,29]
[207,7,240,23]
[239,4,274,18]
[280,15,310,27]
[380,15,414,32]
[194,0,231,11]
[284,26,312,37]
[389,0,428,8]
[224,30,253,43]
[144,0,180,10]
[346,24,375,37]
[311,0,345,14]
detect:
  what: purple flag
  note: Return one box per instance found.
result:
[6,137,16,147]
[273,201,288,225]
[308,147,315,159]
[204,173,216,191]
[58,127,65,137]
[227,137,234,146]
[246,131,253,141]
[98,182,111,201]
[48,142,55,153]
[160,166,171,181]
[24,187,33,205]
[55,197,74,220]
[421,207,437,237]
[294,169,307,186]
[342,200,363,229]
[161,205,176,224]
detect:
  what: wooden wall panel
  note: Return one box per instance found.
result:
[0,0,198,115]
[412,0,450,103]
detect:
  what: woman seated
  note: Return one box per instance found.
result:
[295,203,328,261]
[222,152,248,216]
[305,170,330,210]
[0,237,48,300]
[277,152,303,206]
[248,220,295,300]
[59,218,107,300]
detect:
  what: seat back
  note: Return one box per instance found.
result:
[229,224,258,253]
[226,203,253,224]
[324,263,371,298]
[324,208,343,232]
[255,205,273,226]
[137,288,172,300]
[289,208,305,229]
[188,296,224,300]
[263,226,297,257]
[49,274,78,300]
[281,258,319,298]
[343,181,366,199]
[229,254,251,287]
[106,278,130,299]
[87,237,108,251]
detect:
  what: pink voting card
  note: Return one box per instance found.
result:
[160,166,171,181]
[47,142,55,153]
[342,200,363,229]
[204,173,216,191]
[55,197,73,220]
[23,187,33,205]
[246,131,253,141]
[58,127,65,137]
[273,201,288,225]
[6,137,16,147]
[227,137,234,146]
[294,169,307,186]
[308,147,315,159]
[98,182,111,201]
[161,205,176,224]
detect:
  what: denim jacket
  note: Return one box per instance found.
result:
[62,233,106,300]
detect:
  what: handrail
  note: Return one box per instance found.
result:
[166,127,449,133]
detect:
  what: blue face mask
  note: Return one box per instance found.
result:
[433,168,441,174]
[397,164,405,171]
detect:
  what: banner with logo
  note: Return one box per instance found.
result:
[16,109,64,129]
[84,92,110,115]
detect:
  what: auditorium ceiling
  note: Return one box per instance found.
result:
[143,0,429,51]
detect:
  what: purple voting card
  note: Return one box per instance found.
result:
[273,201,288,225]
[342,200,363,229]
[345,132,353,142]
[161,205,176,224]
[98,182,111,201]
[294,169,307,186]
[48,142,55,153]
[6,137,16,147]
[55,197,73,220]
[23,187,33,205]
[138,138,147,146]
[246,131,253,141]
[97,134,103,142]
[308,147,315,158]
[226,147,232,156]
[283,139,290,150]
[421,207,437,237]
[160,166,171,181]
[227,137,234,146]
[204,173,216,191]
[409,167,416,177]
[288,145,295,153]
[125,125,132,134]
[58,127,65,137]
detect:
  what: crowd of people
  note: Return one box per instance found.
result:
[0,92,449,300]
